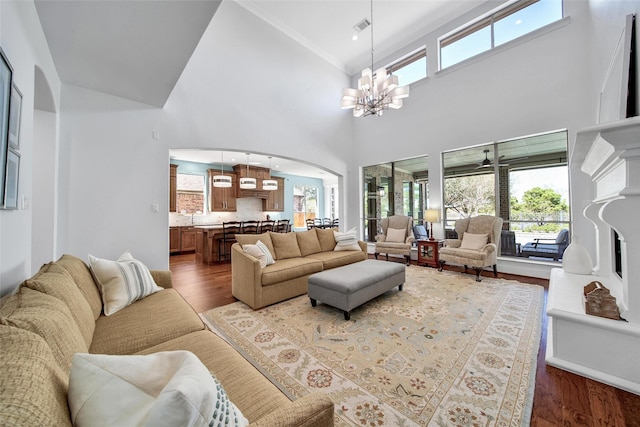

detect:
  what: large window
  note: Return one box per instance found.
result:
[442,130,569,261]
[362,156,429,242]
[176,173,205,214]
[293,186,318,228]
[440,0,563,69]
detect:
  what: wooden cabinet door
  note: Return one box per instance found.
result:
[209,170,237,211]
[263,177,285,211]
[169,164,178,212]
[170,227,181,253]
[181,227,197,252]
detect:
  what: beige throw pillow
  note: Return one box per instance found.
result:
[270,232,302,259]
[386,227,406,243]
[460,233,489,250]
[88,252,162,316]
[242,240,275,267]
[296,229,322,256]
[334,228,360,251]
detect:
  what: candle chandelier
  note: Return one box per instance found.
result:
[340,0,410,117]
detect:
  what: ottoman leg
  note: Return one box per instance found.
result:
[310,298,317,307]
[344,311,350,321]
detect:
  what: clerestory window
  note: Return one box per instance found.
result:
[440,0,563,69]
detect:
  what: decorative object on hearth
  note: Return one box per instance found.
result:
[262,156,277,191]
[239,153,256,190]
[583,280,620,320]
[424,208,440,240]
[562,235,593,275]
[212,151,231,188]
[340,0,410,117]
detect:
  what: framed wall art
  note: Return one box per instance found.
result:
[0,46,13,206]
[8,83,22,150]
[4,149,19,209]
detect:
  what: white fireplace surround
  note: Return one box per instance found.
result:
[546,116,640,394]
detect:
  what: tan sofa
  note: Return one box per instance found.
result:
[0,254,333,426]
[232,228,367,309]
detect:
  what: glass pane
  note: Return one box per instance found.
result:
[441,25,491,69]
[293,186,318,228]
[363,164,392,242]
[176,173,204,213]
[395,56,427,86]
[494,0,563,47]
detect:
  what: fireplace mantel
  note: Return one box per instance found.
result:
[545,117,640,394]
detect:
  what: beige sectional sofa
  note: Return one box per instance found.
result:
[232,228,367,309]
[0,254,333,426]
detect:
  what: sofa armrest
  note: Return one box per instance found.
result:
[231,244,263,309]
[250,393,334,427]
[150,270,173,289]
[358,240,367,254]
[443,239,461,248]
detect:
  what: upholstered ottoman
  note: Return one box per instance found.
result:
[308,260,405,320]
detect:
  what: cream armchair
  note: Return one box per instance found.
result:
[438,215,503,281]
[374,215,415,265]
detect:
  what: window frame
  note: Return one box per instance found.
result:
[385,47,427,86]
[439,0,563,70]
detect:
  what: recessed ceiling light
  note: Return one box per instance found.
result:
[352,34,358,41]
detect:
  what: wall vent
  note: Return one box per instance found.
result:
[353,18,370,33]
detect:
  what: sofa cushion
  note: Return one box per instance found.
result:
[54,254,103,320]
[89,289,204,355]
[386,227,406,243]
[460,233,488,250]
[136,331,292,423]
[315,227,337,252]
[235,232,276,260]
[89,252,163,316]
[0,325,72,427]
[305,250,367,270]
[0,287,88,374]
[260,258,323,286]
[270,232,302,260]
[24,263,95,347]
[296,229,322,256]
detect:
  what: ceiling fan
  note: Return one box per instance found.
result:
[475,149,528,169]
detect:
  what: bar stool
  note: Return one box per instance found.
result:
[218,221,241,262]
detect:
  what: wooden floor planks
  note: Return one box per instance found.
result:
[169,252,640,426]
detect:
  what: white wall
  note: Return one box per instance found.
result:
[54,1,353,273]
[347,1,635,278]
[0,1,61,296]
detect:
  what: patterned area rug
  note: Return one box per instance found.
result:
[201,266,544,426]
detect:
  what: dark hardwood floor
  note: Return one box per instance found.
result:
[170,252,640,426]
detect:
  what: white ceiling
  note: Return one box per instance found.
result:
[34,0,222,107]
[34,0,485,107]
[236,0,483,74]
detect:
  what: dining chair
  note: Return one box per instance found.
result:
[241,220,260,234]
[218,221,241,262]
[306,219,315,230]
[259,220,275,233]
[276,219,290,233]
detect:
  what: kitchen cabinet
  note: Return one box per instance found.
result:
[169,164,178,212]
[180,227,197,252]
[169,227,181,253]
[262,177,285,211]
[208,169,237,211]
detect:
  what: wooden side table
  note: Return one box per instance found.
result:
[417,239,444,268]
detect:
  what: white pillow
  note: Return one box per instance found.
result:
[243,244,269,267]
[460,233,489,250]
[88,251,162,316]
[68,351,248,427]
[334,227,361,251]
[255,240,275,265]
[386,227,406,243]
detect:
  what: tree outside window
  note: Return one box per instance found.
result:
[293,186,318,228]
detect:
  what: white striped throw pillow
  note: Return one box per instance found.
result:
[88,252,162,316]
[333,227,361,251]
